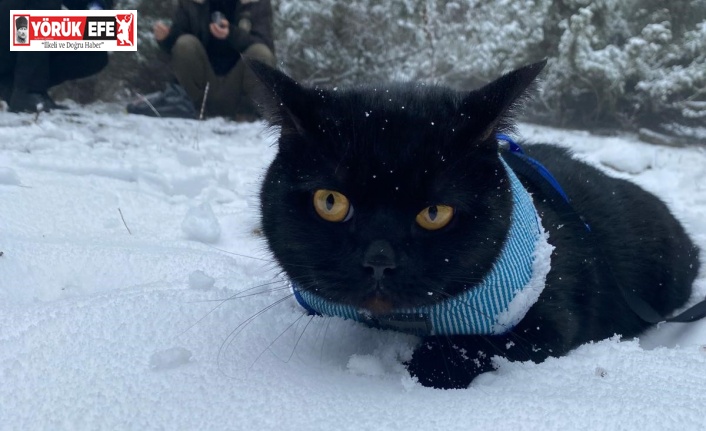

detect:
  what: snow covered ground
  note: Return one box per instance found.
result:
[1,104,705,430]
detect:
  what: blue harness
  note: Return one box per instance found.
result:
[292,135,558,337]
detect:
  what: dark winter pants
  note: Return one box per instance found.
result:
[0,0,108,96]
[170,34,275,118]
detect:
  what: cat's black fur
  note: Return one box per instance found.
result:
[251,59,700,389]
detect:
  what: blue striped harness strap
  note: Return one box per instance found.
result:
[292,154,554,337]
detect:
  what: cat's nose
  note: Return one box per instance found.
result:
[363,240,397,280]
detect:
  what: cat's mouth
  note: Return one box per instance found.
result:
[361,293,394,315]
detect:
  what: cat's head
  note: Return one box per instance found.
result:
[251,60,545,315]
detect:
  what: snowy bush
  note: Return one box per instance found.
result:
[536,0,706,134]
[272,0,552,87]
[272,0,705,136]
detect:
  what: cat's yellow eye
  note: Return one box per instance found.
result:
[416,205,454,231]
[313,189,352,222]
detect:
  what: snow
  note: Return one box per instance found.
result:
[0,167,20,185]
[181,202,222,243]
[592,145,654,174]
[1,105,706,430]
[150,346,194,371]
[188,270,216,291]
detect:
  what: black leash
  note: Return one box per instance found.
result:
[498,135,706,325]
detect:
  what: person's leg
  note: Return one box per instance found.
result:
[13,52,51,93]
[239,44,275,116]
[11,0,64,92]
[211,43,275,120]
[3,0,68,111]
[207,67,241,118]
[0,60,12,102]
[0,0,20,96]
[9,50,108,111]
[39,50,107,109]
[48,51,109,88]
[170,34,215,109]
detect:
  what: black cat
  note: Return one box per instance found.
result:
[250,59,700,389]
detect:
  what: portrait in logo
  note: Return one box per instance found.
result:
[14,16,30,45]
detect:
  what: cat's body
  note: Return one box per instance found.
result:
[252,60,700,389]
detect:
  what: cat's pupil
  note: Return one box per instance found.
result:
[326,193,335,211]
[428,206,438,221]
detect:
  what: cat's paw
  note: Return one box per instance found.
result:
[407,337,495,389]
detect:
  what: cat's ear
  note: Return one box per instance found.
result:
[244,59,310,136]
[458,59,547,143]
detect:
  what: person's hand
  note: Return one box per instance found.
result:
[209,18,230,39]
[153,21,170,41]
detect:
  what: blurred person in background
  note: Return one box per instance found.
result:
[0,0,113,113]
[153,0,275,121]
